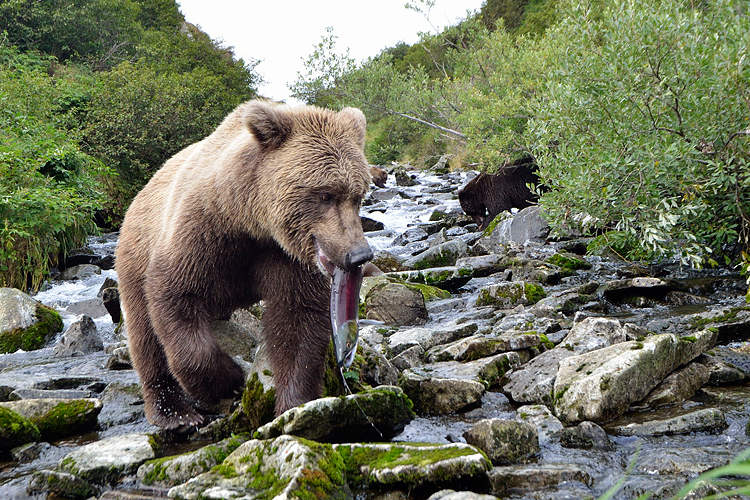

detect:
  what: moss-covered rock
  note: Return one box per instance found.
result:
[463,418,539,464]
[0,398,102,441]
[137,434,251,487]
[168,435,351,500]
[403,240,468,270]
[0,288,63,353]
[336,442,490,488]
[0,406,41,452]
[256,386,415,443]
[27,470,96,499]
[476,282,546,308]
[58,433,157,485]
[545,252,592,271]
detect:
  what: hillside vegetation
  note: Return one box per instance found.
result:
[0,0,260,290]
[1,0,748,295]
[293,0,750,284]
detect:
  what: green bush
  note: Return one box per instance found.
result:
[0,42,105,290]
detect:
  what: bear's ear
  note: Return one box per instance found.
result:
[338,107,367,149]
[242,100,294,150]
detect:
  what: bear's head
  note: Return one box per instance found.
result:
[241,101,373,276]
[458,174,488,227]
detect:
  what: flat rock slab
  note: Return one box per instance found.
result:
[388,321,479,356]
[487,464,594,496]
[388,266,474,291]
[463,418,539,464]
[58,433,156,485]
[560,316,627,353]
[503,348,576,404]
[553,329,717,424]
[255,386,415,442]
[401,353,520,413]
[427,332,539,363]
[168,435,349,500]
[607,408,728,436]
[335,442,490,487]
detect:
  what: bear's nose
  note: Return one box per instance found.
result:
[345,245,373,269]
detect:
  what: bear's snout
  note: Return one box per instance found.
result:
[344,244,373,270]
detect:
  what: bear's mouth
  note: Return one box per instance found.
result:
[318,249,363,369]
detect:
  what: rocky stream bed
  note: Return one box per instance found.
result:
[2,165,750,500]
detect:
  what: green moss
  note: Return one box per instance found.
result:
[538,334,555,350]
[546,253,592,271]
[524,283,546,304]
[241,373,276,430]
[631,342,644,350]
[690,307,750,330]
[0,303,63,353]
[680,335,697,343]
[32,400,98,440]
[210,462,238,478]
[482,212,507,236]
[0,406,41,451]
[429,210,448,222]
[404,282,451,302]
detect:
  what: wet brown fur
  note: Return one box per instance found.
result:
[116,100,372,430]
[458,157,540,231]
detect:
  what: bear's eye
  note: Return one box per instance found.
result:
[320,193,334,204]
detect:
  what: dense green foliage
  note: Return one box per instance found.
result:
[293,0,750,272]
[0,0,260,290]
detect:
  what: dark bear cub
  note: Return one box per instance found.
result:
[116,100,373,430]
[458,156,540,231]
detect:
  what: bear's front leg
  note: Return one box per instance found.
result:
[259,259,331,415]
[147,291,246,405]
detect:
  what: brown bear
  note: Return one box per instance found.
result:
[369,166,388,188]
[116,100,373,430]
[458,156,540,231]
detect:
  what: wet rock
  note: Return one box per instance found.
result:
[98,382,144,429]
[387,320,478,356]
[487,464,593,496]
[364,279,428,326]
[426,332,539,363]
[0,287,63,353]
[66,297,109,318]
[560,316,627,353]
[455,254,509,278]
[631,361,710,410]
[476,282,546,308]
[390,345,424,370]
[359,337,399,387]
[492,311,558,335]
[400,353,520,413]
[211,318,258,362]
[403,239,468,270]
[389,266,473,291]
[699,347,750,385]
[361,216,385,232]
[337,442,490,488]
[101,287,121,323]
[482,205,550,245]
[607,408,728,436]
[687,306,750,343]
[59,263,101,281]
[168,435,349,500]
[393,227,429,246]
[106,345,133,370]
[463,418,539,464]
[9,388,91,400]
[545,252,592,271]
[503,348,576,404]
[137,435,250,487]
[0,406,40,452]
[553,329,718,424]
[53,315,103,357]
[515,404,564,445]
[256,386,414,442]
[602,277,674,303]
[1,398,102,441]
[57,433,157,485]
[28,470,97,499]
[428,490,499,500]
[557,421,611,449]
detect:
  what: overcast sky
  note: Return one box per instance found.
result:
[176,1,485,104]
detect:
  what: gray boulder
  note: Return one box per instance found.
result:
[553,329,717,424]
[503,348,576,404]
[487,464,593,497]
[403,239,468,270]
[0,287,63,353]
[476,282,546,308]
[53,315,103,357]
[483,205,550,245]
[463,418,539,464]
[632,361,710,410]
[560,316,627,353]
[387,320,478,356]
[607,408,727,436]
[256,386,414,442]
